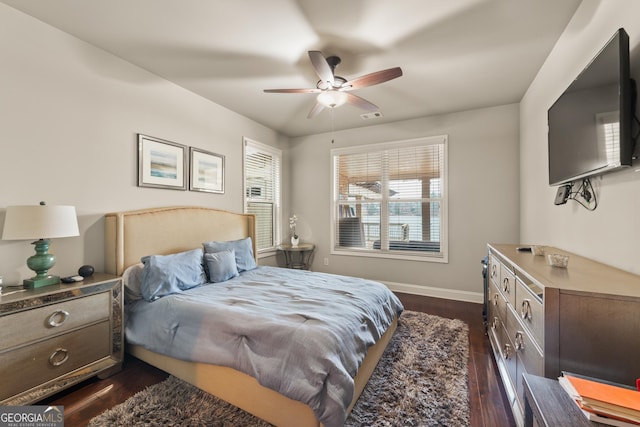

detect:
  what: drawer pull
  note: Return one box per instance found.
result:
[492,316,499,330]
[493,294,499,306]
[490,264,497,278]
[49,348,69,367]
[502,277,510,293]
[502,343,512,359]
[520,299,532,321]
[47,310,70,327]
[515,331,525,351]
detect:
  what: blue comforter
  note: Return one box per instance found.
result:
[125,266,403,427]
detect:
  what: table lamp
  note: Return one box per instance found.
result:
[2,201,79,288]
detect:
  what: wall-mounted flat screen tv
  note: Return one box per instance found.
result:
[548,28,635,186]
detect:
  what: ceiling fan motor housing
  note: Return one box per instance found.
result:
[317,76,346,90]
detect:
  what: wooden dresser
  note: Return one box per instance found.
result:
[0,274,123,405]
[487,244,640,426]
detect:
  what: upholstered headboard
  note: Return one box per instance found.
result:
[104,206,256,276]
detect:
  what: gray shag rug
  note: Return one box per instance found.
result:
[89,311,469,426]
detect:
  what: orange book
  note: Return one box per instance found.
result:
[563,374,640,420]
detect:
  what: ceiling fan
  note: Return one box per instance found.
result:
[264,51,403,118]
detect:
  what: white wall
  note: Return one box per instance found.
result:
[290,104,520,301]
[0,4,288,285]
[0,3,526,300]
[520,0,640,274]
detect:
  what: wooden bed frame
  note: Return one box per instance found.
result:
[104,206,397,427]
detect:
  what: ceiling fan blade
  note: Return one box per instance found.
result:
[346,93,379,112]
[307,102,325,119]
[263,88,320,93]
[309,51,334,86]
[342,67,403,90]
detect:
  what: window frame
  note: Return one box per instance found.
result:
[243,137,282,257]
[330,135,448,263]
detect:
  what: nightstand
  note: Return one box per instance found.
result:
[0,273,123,405]
[277,243,315,270]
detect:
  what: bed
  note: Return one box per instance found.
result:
[104,206,402,427]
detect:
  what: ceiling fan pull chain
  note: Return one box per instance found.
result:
[331,108,335,144]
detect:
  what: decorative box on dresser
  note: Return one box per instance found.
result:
[486,244,640,426]
[0,274,123,405]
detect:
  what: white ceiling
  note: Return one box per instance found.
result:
[2,0,582,137]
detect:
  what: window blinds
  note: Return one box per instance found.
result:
[245,140,281,251]
[333,138,445,257]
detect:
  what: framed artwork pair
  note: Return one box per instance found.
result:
[137,134,224,194]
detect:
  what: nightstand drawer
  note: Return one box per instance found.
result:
[0,292,110,348]
[0,321,111,400]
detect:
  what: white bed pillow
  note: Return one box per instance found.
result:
[122,262,144,302]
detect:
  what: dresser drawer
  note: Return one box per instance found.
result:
[497,321,518,395]
[488,313,504,356]
[0,292,110,348]
[489,280,507,323]
[489,255,500,287]
[514,329,544,409]
[500,264,516,306]
[505,307,543,370]
[515,278,543,347]
[0,321,111,400]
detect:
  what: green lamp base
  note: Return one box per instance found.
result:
[24,275,61,289]
[24,239,60,288]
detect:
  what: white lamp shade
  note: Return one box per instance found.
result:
[317,90,348,108]
[2,204,79,240]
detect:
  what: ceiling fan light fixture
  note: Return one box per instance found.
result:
[317,90,348,108]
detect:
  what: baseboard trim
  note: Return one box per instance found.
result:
[383,280,483,304]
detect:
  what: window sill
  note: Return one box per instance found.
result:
[257,249,277,259]
[330,248,448,263]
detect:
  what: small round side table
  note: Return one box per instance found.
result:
[277,243,315,270]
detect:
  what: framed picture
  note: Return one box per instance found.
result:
[137,134,187,190]
[189,147,225,194]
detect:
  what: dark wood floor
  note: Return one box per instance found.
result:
[41,293,516,426]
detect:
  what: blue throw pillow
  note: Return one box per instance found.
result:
[203,237,257,272]
[204,249,239,283]
[140,248,207,301]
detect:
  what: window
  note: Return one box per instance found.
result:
[331,136,447,262]
[243,138,281,253]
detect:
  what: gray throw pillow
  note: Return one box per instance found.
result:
[204,249,240,283]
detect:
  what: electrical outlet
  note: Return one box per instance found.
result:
[323,258,329,266]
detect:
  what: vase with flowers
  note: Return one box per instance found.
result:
[289,214,299,247]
